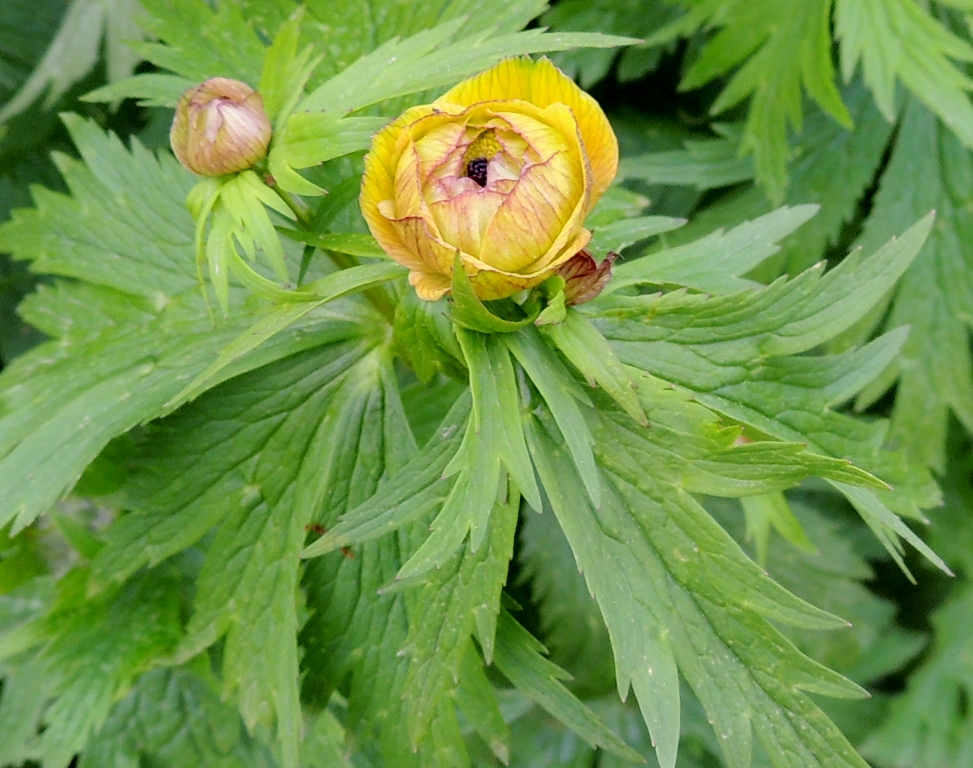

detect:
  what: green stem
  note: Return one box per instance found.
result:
[273,186,397,324]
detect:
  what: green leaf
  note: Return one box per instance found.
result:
[299,22,638,115]
[540,309,648,426]
[164,261,406,413]
[517,501,615,696]
[527,413,869,768]
[0,0,144,123]
[644,81,894,277]
[506,326,601,508]
[136,0,266,85]
[126,346,383,768]
[589,214,687,260]
[836,0,973,146]
[653,0,851,201]
[401,489,518,746]
[450,252,538,333]
[301,392,471,558]
[79,667,275,768]
[862,583,973,768]
[850,98,973,472]
[608,205,820,296]
[493,610,643,763]
[454,645,511,764]
[596,212,945,572]
[298,363,436,766]
[618,127,756,190]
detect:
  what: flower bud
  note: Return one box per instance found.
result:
[557,249,616,305]
[170,78,272,176]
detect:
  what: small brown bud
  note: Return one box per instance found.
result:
[557,249,617,305]
[170,78,272,176]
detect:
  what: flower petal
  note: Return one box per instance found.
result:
[436,57,617,204]
[477,106,586,273]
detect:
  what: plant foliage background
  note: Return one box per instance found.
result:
[0,1,972,767]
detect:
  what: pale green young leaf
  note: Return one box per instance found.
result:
[493,610,643,763]
[458,330,542,511]
[81,72,194,107]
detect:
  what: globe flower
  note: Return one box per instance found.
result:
[360,57,618,301]
[170,78,272,177]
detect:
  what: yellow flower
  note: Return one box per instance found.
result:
[360,57,618,301]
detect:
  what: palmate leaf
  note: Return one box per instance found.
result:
[835,0,973,146]
[79,667,275,768]
[526,410,867,768]
[94,343,390,768]
[627,81,894,277]
[862,582,973,768]
[648,0,850,202]
[848,98,973,472]
[0,567,182,768]
[594,213,947,572]
[0,116,391,534]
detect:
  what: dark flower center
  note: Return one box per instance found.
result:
[466,157,488,187]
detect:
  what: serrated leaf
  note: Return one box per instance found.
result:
[402,490,517,747]
[17,568,182,768]
[299,23,638,115]
[152,347,386,768]
[164,261,405,413]
[850,98,973,472]
[454,645,511,763]
[540,309,647,426]
[493,610,643,763]
[527,413,869,768]
[608,205,819,296]
[654,0,851,201]
[301,392,471,558]
[836,0,973,148]
[506,326,601,507]
[79,667,275,768]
